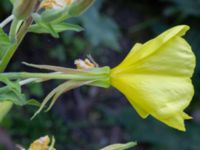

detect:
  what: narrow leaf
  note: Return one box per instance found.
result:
[32,80,94,119]
[29,22,83,34]
[22,62,89,74]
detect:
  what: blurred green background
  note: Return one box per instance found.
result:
[0,0,200,149]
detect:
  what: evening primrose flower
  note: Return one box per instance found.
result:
[6,25,194,131]
[111,25,195,131]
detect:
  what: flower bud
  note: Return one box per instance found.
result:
[13,0,38,20]
[68,0,95,16]
[0,101,13,122]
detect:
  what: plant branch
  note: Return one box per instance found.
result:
[0,1,40,72]
[0,15,14,28]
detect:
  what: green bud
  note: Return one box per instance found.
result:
[41,7,69,23]
[0,101,13,122]
[13,0,38,20]
[68,0,95,17]
[88,66,111,88]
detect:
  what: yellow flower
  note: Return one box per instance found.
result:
[28,136,55,150]
[111,25,195,131]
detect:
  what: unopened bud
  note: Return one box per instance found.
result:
[0,101,13,122]
[13,0,38,20]
[69,0,95,17]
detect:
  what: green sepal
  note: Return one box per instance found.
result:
[0,101,13,122]
[49,0,95,24]
[41,6,69,23]
[12,0,38,20]
[68,0,95,17]
[26,99,41,107]
[29,22,83,34]
[0,77,26,106]
[32,13,59,38]
[87,66,111,88]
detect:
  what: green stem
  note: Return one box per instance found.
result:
[9,18,20,42]
[1,72,105,81]
[0,17,33,72]
[0,1,40,122]
[0,1,40,72]
[0,15,14,28]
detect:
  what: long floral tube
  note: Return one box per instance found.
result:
[0,66,110,83]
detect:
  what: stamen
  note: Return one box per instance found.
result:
[74,58,96,69]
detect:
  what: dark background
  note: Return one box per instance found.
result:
[0,0,200,149]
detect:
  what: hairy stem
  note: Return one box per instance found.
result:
[9,18,20,42]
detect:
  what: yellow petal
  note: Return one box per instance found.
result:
[113,25,191,71]
[29,136,50,150]
[111,25,195,131]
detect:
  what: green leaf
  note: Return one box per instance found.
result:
[0,28,12,58]
[29,22,83,34]
[0,77,26,106]
[79,0,121,50]
[0,28,10,44]
[100,142,137,150]
[0,44,17,72]
[26,99,41,107]
[9,0,15,4]
[0,29,16,121]
[32,13,59,38]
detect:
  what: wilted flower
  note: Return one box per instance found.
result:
[41,0,75,9]
[28,135,55,150]
[111,25,195,131]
